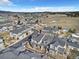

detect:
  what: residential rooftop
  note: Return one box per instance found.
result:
[10,25,29,34]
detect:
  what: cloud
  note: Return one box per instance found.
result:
[0,6,78,12]
[18,6,78,12]
[0,0,13,6]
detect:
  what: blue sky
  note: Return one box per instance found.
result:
[0,0,79,12]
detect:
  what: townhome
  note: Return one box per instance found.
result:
[10,25,32,40]
[0,36,5,51]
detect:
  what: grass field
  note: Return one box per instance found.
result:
[40,14,79,32]
[67,49,79,59]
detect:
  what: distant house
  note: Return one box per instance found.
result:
[10,25,32,40]
[67,37,79,51]
[57,47,65,54]
[0,24,13,32]
[48,38,68,55]
[0,20,12,31]
[30,30,44,44]
[72,33,79,38]
[42,26,59,34]
[0,37,5,51]
[42,26,53,33]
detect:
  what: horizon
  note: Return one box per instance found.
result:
[0,0,79,12]
[0,10,79,13]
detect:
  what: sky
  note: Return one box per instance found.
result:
[0,0,79,12]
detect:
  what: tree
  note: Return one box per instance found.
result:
[68,28,76,33]
[58,26,62,30]
[35,20,39,24]
[17,20,20,25]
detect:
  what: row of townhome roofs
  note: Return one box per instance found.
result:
[0,20,33,51]
[28,27,79,54]
[0,19,79,55]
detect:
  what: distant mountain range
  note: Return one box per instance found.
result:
[0,10,79,13]
[0,10,79,17]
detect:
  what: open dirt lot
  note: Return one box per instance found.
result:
[40,14,79,32]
